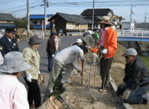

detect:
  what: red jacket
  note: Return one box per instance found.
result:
[103,27,117,59]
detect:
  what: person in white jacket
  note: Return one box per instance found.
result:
[48,44,88,93]
[0,52,31,109]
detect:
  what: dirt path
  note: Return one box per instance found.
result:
[60,64,124,109]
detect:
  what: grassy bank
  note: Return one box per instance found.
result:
[140,56,149,70]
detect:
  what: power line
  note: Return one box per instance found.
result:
[8,1,149,14]
[0,0,41,13]
[10,4,43,13]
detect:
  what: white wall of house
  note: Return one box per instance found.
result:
[122,22,135,30]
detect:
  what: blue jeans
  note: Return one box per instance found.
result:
[125,84,148,104]
[48,55,54,72]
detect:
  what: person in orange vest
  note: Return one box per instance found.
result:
[98,18,117,92]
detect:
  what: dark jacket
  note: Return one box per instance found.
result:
[123,57,149,90]
[46,37,56,56]
[0,35,19,57]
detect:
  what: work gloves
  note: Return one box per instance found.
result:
[101,49,108,54]
[26,73,32,82]
[52,54,55,57]
[88,46,91,49]
[122,89,131,99]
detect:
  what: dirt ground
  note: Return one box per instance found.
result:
[39,42,149,109]
[59,52,125,109]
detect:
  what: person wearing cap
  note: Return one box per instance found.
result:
[48,44,88,94]
[22,35,42,108]
[0,28,19,57]
[98,17,117,92]
[116,48,149,104]
[46,32,58,72]
[0,52,31,109]
[73,39,83,46]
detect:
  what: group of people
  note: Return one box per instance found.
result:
[0,17,149,109]
[0,28,43,108]
[82,18,149,104]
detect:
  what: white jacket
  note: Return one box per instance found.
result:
[55,45,84,71]
[0,74,29,109]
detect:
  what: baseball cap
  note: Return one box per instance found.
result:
[122,48,137,56]
[76,39,82,43]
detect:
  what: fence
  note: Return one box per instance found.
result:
[117,30,149,37]
[23,30,51,38]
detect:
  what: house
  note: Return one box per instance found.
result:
[81,8,124,30]
[48,12,92,35]
[0,13,16,29]
[30,14,52,29]
[81,8,114,30]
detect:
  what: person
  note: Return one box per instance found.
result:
[82,31,94,47]
[46,32,57,72]
[0,28,19,57]
[56,33,61,51]
[0,52,31,109]
[98,18,117,92]
[48,44,88,93]
[116,48,149,104]
[97,23,106,48]
[22,35,42,108]
[73,39,83,46]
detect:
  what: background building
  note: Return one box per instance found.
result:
[48,12,92,35]
[30,14,52,30]
[0,13,16,29]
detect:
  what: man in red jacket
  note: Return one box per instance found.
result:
[98,19,117,92]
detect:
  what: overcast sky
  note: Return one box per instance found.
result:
[0,0,149,23]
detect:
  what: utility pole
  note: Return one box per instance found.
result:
[27,0,30,37]
[130,4,133,30]
[44,0,47,32]
[91,0,95,31]
[144,13,146,23]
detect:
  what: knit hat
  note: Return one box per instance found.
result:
[0,52,31,73]
[28,35,42,45]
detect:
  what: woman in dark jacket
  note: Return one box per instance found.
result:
[46,32,57,72]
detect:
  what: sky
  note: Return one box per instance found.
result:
[0,0,149,23]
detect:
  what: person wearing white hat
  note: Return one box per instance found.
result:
[75,39,83,46]
[116,48,149,104]
[22,35,42,108]
[0,52,31,109]
[48,45,88,94]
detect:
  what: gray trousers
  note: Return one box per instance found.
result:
[49,59,63,90]
[62,64,74,81]
[49,59,74,90]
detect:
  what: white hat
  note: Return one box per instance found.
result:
[76,39,82,43]
[122,48,137,56]
[87,30,92,35]
[0,52,31,73]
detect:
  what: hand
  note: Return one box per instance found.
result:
[88,46,91,49]
[101,49,108,54]
[39,74,45,84]
[26,73,32,82]
[38,71,41,74]
[122,89,131,99]
[80,71,83,77]
[52,54,54,57]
